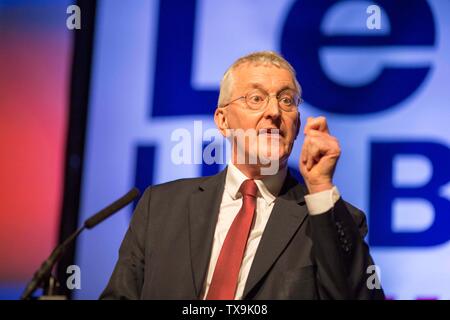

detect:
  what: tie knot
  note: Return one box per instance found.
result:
[239,179,257,198]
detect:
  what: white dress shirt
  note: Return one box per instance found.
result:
[201,162,340,299]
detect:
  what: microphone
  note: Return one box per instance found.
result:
[84,188,140,229]
[21,187,140,300]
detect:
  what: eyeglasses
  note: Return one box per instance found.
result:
[219,88,303,112]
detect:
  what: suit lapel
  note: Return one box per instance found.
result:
[243,173,309,298]
[188,168,227,298]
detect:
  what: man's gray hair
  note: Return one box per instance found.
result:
[217,51,302,107]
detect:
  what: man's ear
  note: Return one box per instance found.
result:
[214,107,229,137]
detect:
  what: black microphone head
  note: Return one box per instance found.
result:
[84,187,140,229]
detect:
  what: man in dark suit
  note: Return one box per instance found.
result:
[101,51,384,300]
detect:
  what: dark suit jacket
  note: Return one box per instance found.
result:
[101,168,385,300]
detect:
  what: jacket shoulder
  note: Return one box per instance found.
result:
[140,169,226,198]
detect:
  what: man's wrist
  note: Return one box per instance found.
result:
[306,182,334,194]
[304,185,340,215]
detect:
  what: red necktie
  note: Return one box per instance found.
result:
[206,179,258,300]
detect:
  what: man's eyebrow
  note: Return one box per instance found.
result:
[247,83,299,94]
[248,83,266,91]
[278,85,298,94]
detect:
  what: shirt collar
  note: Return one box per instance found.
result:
[225,161,287,204]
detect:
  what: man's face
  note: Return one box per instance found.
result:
[215,62,300,169]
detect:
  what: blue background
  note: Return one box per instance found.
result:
[76,0,450,299]
[10,0,446,300]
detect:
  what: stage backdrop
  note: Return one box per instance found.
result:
[0,0,72,299]
[75,0,450,299]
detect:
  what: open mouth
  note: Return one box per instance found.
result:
[258,128,283,137]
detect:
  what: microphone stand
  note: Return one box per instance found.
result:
[21,188,140,300]
[40,274,64,300]
[22,226,85,300]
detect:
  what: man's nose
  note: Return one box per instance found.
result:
[264,96,281,119]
